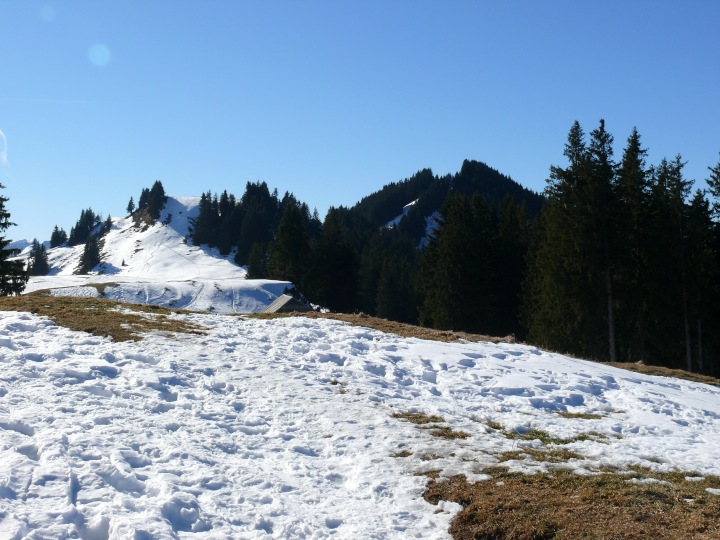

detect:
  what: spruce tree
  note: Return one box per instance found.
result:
[0,183,28,295]
[50,225,68,248]
[615,128,650,360]
[28,239,50,276]
[267,201,310,287]
[525,121,592,355]
[126,196,135,215]
[418,193,497,333]
[78,236,101,274]
[708,154,720,218]
[308,208,359,313]
[585,119,619,361]
[246,242,268,278]
[147,180,168,220]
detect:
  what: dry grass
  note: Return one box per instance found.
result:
[497,447,583,464]
[557,412,603,420]
[392,411,470,440]
[605,362,720,386]
[248,311,515,344]
[0,295,205,342]
[392,411,446,425]
[425,468,720,539]
[504,427,609,445]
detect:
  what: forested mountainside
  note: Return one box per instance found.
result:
[28,128,720,375]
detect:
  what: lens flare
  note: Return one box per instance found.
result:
[88,44,112,67]
[39,5,56,23]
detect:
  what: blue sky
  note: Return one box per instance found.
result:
[2,1,719,241]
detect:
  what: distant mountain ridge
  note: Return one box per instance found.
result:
[13,159,544,319]
[348,160,543,246]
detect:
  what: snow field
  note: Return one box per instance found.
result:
[2,310,720,538]
[21,197,294,314]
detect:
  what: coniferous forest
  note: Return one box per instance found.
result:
[41,120,720,375]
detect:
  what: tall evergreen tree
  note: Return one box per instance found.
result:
[615,128,650,360]
[50,225,68,248]
[307,208,359,313]
[418,193,497,333]
[78,236,101,274]
[246,242,269,279]
[68,208,101,246]
[147,180,168,219]
[0,183,28,295]
[525,121,593,355]
[267,201,311,287]
[585,119,619,361]
[28,239,50,276]
[126,196,135,215]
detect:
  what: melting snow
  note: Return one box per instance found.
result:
[1,310,720,538]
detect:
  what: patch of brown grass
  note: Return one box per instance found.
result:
[504,427,609,445]
[497,447,583,464]
[427,426,470,440]
[605,362,720,387]
[392,411,445,425]
[248,312,514,344]
[0,295,205,342]
[425,468,720,539]
[393,411,470,440]
[557,412,603,420]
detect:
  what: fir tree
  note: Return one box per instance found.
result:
[28,239,50,276]
[418,193,498,333]
[615,128,650,360]
[267,201,310,287]
[78,236,101,274]
[147,180,168,220]
[126,196,135,215]
[0,183,28,295]
[308,208,359,313]
[50,225,68,248]
[525,121,595,356]
[246,243,268,278]
[68,209,102,246]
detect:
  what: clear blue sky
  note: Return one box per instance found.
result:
[2,1,719,241]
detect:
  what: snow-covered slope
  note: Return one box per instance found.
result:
[22,197,292,313]
[1,310,720,538]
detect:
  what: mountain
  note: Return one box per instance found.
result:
[350,160,544,246]
[21,196,293,313]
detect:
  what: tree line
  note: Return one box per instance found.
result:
[525,120,720,373]
[12,131,720,374]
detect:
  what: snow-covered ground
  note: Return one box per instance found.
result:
[2,309,720,538]
[19,197,293,313]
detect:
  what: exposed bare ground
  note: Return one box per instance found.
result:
[394,409,720,540]
[424,468,720,540]
[0,295,205,341]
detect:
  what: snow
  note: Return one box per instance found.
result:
[19,197,293,314]
[385,200,417,229]
[2,309,720,538]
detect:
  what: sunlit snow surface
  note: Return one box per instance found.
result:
[21,197,292,313]
[2,311,720,538]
